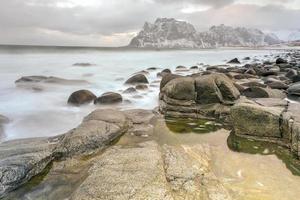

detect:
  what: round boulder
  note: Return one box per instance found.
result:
[227,58,241,64]
[125,74,149,85]
[67,90,96,106]
[276,58,287,64]
[94,92,123,104]
[160,74,182,90]
[288,83,300,96]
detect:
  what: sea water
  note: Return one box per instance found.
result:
[0,46,282,141]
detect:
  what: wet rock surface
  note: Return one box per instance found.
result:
[67,90,97,106]
[72,141,231,200]
[94,92,123,104]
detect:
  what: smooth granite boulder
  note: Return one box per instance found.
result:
[195,73,240,105]
[230,102,284,138]
[67,90,96,106]
[94,92,123,104]
[125,74,149,85]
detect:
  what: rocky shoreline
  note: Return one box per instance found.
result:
[1,49,300,199]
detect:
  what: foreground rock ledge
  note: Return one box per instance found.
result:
[71,141,231,200]
[0,109,140,197]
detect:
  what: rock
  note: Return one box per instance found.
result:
[288,82,300,96]
[15,76,88,85]
[162,77,195,101]
[292,75,300,83]
[241,81,267,88]
[135,84,148,90]
[72,141,231,200]
[286,69,298,79]
[71,142,173,200]
[57,109,129,157]
[0,115,9,125]
[245,68,256,75]
[125,74,149,85]
[67,90,96,106]
[276,58,287,64]
[242,87,286,99]
[123,87,137,94]
[195,73,240,104]
[266,81,288,90]
[227,58,240,64]
[0,137,60,197]
[94,92,123,104]
[176,65,187,69]
[190,66,198,69]
[147,67,158,71]
[160,73,182,90]
[0,109,152,197]
[162,68,171,73]
[231,102,285,137]
[243,57,251,60]
[73,63,94,67]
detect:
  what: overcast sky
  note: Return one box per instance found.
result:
[0,0,299,47]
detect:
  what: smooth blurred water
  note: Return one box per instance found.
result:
[0,47,283,141]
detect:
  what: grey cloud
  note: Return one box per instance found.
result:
[155,0,235,8]
[0,0,299,46]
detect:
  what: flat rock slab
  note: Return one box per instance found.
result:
[71,141,173,200]
[72,141,231,200]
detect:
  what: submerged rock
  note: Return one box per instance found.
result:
[125,74,149,85]
[15,76,88,85]
[227,58,240,64]
[94,92,123,104]
[67,90,96,106]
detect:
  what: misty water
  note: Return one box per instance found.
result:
[3,47,300,199]
[0,47,280,141]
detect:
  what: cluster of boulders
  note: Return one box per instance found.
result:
[67,73,150,106]
[159,50,300,157]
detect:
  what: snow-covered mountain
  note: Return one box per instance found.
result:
[129,18,281,48]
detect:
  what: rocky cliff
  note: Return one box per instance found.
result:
[129,18,281,48]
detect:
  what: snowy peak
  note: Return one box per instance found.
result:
[129,18,281,48]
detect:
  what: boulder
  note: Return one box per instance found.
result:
[125,74,149,85]
[286,69,298,79]
[242,87,286,99]
[227,58,240,64]
[160,73,182,90]
[72,63,94,67]
[195,73,240,104]
[241,81,267,88]
[292,75,300,83]
[67,90,96,106]
[231,102,284,137]
[94,92,123,104]
[288,83,300,96]
[266,81,289,90]
[57,109,129,157]
[245,68,256,75]
[123,87,137,94]
[276,58,287,64]
[135,84,148,90]
[15,76,88,85]
[162,77,195,101]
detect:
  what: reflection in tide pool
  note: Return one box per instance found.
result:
[160,118,300,200]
